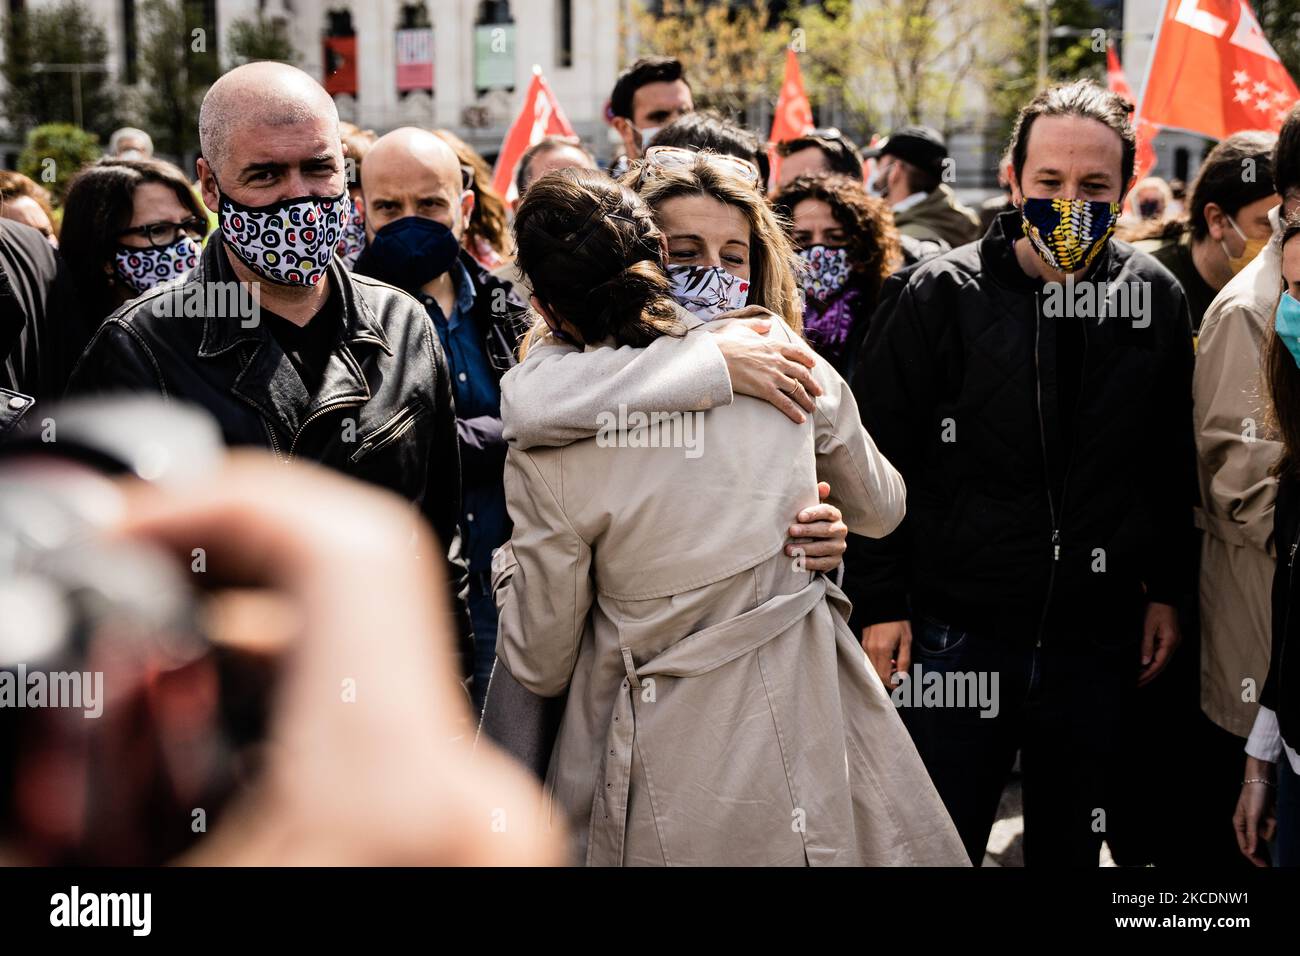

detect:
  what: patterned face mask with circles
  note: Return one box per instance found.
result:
[798,245,852,303]
[113,235,201,294]
[666,264,751,320]
[217,188,349,286]
[335,200,367,271]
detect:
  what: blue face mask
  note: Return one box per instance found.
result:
[351,216,461,293]
[1276,292,1300,369]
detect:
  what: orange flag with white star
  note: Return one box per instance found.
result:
[1140,0,1299,139]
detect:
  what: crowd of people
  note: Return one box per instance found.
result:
[1,51,1299,869]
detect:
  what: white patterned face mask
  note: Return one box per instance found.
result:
[666,264,750,320]
[335,200,367,271]
[113,235,200,293]
[216,188,349,286]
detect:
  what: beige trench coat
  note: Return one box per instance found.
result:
[495,317,968,866]
[1194,206,1283,737]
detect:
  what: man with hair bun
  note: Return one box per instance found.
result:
[851,80,1196,866]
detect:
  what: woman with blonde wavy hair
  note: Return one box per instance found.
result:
[626,146,803,331]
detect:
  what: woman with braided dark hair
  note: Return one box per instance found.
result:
[487,167,965,867]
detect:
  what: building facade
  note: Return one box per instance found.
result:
[3,0,624,161]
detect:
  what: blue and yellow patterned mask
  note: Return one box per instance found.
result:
[1020,197,1119,273]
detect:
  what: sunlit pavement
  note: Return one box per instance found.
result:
[982,771,1116,867]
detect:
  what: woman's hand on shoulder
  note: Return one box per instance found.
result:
[707,309,822,424]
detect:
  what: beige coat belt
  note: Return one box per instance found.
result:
[586,575,834,866]
[1194,505,1257,551]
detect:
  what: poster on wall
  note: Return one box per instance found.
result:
[397,28,434,92]
[474,23,515,91]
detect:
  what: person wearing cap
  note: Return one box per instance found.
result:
[865,125,981,249]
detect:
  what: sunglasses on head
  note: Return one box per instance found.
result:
[637,145,761,190]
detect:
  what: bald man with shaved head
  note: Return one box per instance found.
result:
[68,63,475,676]
[353,126,528,713]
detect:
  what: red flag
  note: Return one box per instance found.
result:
[768,48,815,188]
[1139,0,1299,140]
[491,66,577,204]
[1107,44,1158,181]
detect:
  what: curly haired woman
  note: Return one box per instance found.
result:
[771,173,903,375]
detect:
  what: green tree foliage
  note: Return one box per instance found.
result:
[987,0,1116,151]
[137,0,222,162]
[17,122,102,204]
[227,14,300,68]
[792,0,1021,137]
[635,0,786,118]
[1257,0,1300,85]
[0,0,120,140]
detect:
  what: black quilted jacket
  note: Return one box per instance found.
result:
[844,211,1197,646]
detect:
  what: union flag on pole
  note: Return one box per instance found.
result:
[1106,44,1158,180]
[491,65,577,205]
[768,48,814,189]
[1139,0,1299,140]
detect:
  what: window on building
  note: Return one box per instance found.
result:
[396,4,434,99]
[400,3,430,28]
[327,9,355,37]
[475,0,512,26]
[323,9,358,98]
[1175,146,1190,184]
[556,0,572,68]
[121,0,138,85]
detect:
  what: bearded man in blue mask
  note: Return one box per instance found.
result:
[845,80,1197,866]
[67,63,475,679]
[354,128,529,715]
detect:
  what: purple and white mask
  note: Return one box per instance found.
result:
[798,245,851,303]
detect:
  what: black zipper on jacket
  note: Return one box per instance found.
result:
[1032,301,1089,648]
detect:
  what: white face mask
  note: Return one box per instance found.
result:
[637,125,662,152]
[667,264,750,320]
[870,160,893,198]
